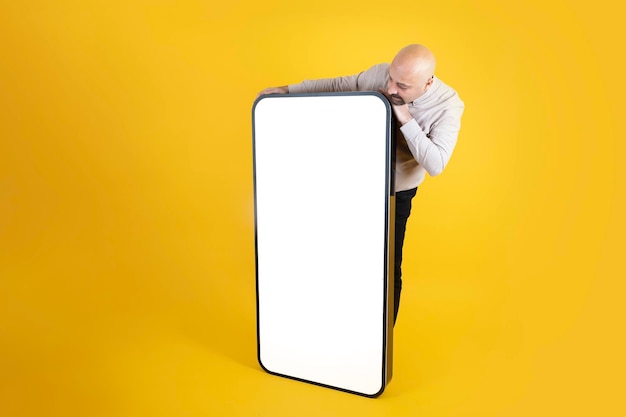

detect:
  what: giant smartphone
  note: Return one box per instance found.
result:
[252,92,395,397]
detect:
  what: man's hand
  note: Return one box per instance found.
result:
[256,86,289,99]
[378,89,414,126]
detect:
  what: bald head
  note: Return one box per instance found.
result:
[393,44,436,83]
[386,44,436,104]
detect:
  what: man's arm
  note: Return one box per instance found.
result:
[288,74,361,94]
[399,106,464,177]
[256,64,390,98]
[255,77,356,99]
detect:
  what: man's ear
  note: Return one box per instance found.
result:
[424,75,434,91]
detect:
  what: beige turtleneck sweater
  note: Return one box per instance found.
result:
[288,63,464,192]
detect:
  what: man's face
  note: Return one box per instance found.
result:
[386,61,432,105]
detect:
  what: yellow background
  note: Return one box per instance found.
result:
[1,1,624,416]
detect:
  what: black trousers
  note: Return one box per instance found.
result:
[394,187,418,324]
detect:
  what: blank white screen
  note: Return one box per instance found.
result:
[254,93,391,396]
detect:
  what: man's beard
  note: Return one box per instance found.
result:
[390,94,405,105]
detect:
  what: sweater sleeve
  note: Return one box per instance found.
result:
[288,74,360,93]
[288,63,389,94]
[399,104,464,177]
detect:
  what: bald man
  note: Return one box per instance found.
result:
[257,44,464,324]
